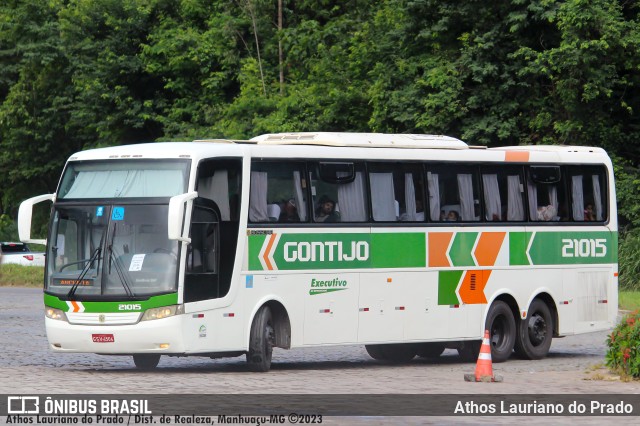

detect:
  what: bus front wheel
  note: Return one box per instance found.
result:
[514,299,553,360]
[246,306,275,372]
[133,354,160,370]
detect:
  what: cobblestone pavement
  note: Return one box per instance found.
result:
[1,287,638,425]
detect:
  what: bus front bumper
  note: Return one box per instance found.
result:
[45,315,186,354]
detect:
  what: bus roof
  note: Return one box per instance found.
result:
[197,132,469,150]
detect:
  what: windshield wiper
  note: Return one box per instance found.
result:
[108,249,136,298]
[67,247,101,299]
[106,223,136,299]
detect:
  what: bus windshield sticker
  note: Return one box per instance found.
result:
[129,254,146,271]
[112,206,125,221]
[96,206,104,217]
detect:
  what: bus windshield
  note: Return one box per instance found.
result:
[46,204,178,299]
[58,159,190,199]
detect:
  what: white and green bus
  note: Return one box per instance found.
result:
[18,133,617,371]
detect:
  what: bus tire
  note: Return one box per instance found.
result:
[416,343,445,358]
[457,340,481,362]
[514,299,553,360]
[133,354,160,369]
[383,344,416,363]
[485,300,516,363]
[246,306,275,372]
[365,344,387,360]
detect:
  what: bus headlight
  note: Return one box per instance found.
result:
[45,307,67,321]
[141,305,184,321]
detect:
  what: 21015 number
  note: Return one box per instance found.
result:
[561,238,607,258]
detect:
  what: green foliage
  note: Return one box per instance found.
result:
[0,0,640,231]
[0,214,17,241]
[619,230,640,291]
[606,310,640,378]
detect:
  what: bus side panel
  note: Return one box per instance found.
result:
[182,299,246,353]
[359,271,479,343]
[561,267,615,335]
[303,273,359,345]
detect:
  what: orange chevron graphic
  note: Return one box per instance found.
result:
[474,232,506,266]
[429,232,453,267]
[70,301,81,313]
[262,233,277,270]
[458,270,490,304]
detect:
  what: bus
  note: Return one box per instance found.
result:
[18,132,618,371]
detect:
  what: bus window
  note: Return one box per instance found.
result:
[249,162,308,223]
[527,166,568,222]
[184,198,220,302]
[367,163,425,222]
[480,166,525,222]
[197,159,242,221]
[567,166,607,222]
[310,162,368,222]
[426,165,480,222]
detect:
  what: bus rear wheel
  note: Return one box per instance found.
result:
[514,299,553,360]
[485,300,516,363]
[133,354,160,369]
[246,306,275,372]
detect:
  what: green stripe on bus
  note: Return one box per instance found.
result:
[438,271,462,305]
[44,293,178,313]
[449,232,478,267]
[527,231,616,265]
[370,233,426,268]
[509,232,531,265]
[248,230,617,271]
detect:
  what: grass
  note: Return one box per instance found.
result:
[0,264,44,287]
[619,291,640,312]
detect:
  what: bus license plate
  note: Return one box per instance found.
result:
[92,334,114,343]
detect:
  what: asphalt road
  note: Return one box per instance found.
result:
[1,287,638,425]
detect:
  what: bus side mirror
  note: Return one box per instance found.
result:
[18,194,56,245]
[168,191,198,243]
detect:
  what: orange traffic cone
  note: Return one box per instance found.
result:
[464,330,503,382]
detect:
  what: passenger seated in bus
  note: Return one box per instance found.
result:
[315,196,340,222]
[445,210,460,221]
[267,203,281,221]
[279,198,300,222]
[400,199,425,221]
[536,204,557,221]
[584,203,595,221]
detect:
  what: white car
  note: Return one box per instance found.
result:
[0,242,45,267]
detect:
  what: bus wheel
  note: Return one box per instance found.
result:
[383,344,416,363]
[514,299,553,360]
[133,354,160,369]
[485,300,516,363]
[246,306,275,372]
[416,343,445,358]
[457,341,481,362]
[365,344,387,360]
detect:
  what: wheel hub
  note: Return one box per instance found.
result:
[527,313,547,346]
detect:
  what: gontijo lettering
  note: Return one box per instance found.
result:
[284,241,369,262]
